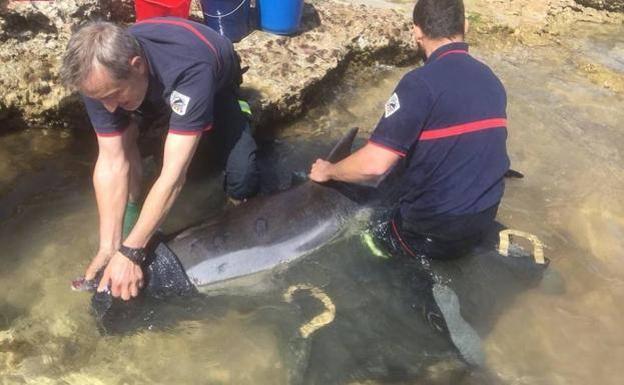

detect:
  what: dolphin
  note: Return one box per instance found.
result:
[78,126,527,303]
[88,128,369,320]
[165,130,362,291]
[79,126,551,384]
[157,127,363,289]
[288,225,551,384]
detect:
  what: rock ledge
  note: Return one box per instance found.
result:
[0,0,416,131]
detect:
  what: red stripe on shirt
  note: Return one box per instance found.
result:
[136,19,222,71]
[368,140,407,157]
[168,128,204,136]
[166,123,212,135]
[419,118,506,141]
[436,49,469,60]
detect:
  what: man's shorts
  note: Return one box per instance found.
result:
[211,85,260,200]
[373,204,499,260]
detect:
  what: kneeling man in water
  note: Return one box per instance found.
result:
[61,18,259,300]
[310,0,510,260]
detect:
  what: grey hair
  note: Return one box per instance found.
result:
[60,21,142,90]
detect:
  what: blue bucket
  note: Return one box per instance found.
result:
[257,0,304,35]
[201,0,250,42]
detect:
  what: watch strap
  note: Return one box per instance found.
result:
[118,244,146,265]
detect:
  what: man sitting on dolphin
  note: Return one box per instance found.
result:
[310,0,510,260]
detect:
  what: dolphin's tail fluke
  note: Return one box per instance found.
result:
[326,127,359,163]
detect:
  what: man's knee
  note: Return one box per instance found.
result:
[224,128,260,200]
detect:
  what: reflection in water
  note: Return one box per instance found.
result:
[1,23,624,385]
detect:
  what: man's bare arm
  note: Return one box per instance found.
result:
[122,132,201,248]
[96,131,201,300]
[309,142,401,184]
[85,125,134,280]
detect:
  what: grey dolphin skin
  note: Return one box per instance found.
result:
[164,127,361,290]
[91,128,365,319]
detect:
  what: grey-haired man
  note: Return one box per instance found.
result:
[61,18,259,301]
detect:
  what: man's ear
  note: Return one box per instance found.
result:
[464,18,470,35]
[413,25,424,45]
[129,56,145,74]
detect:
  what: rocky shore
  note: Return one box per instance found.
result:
[576,0,624,12]
[0,0,416,132]
[0,0,622,132]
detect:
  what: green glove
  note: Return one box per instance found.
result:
[122,201,140,239]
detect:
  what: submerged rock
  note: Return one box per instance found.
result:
[0,0,415,132]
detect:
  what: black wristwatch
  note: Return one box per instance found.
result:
[118,244,147,265]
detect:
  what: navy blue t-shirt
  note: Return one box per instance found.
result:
[370,42,510,222]
[82,17,238,136]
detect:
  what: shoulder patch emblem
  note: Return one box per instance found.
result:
[384,93,400,118]
[170,91,190,116]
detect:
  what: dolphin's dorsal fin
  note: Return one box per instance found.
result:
[326,127,359,163]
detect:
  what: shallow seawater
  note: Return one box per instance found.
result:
[2,23,624,385]
[564,21,624,73]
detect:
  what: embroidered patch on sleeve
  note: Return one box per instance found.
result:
[384,93,400,118]
[170,91,191,116]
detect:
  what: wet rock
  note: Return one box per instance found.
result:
[236,0,416,128]
[575,0,624,12]
[0,0,134,130]
[0,0,415,131]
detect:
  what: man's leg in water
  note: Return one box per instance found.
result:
[365,210,486,366]
[384,205,500,260]
[365,210,455,260]
[212,86,260,201]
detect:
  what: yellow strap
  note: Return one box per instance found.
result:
[284,284,336,338]
[498,229,546,264]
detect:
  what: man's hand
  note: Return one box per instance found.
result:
[309,143,401,185]
[309,159,334,183]
[85,249,115,281]
[97,252,144,301]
